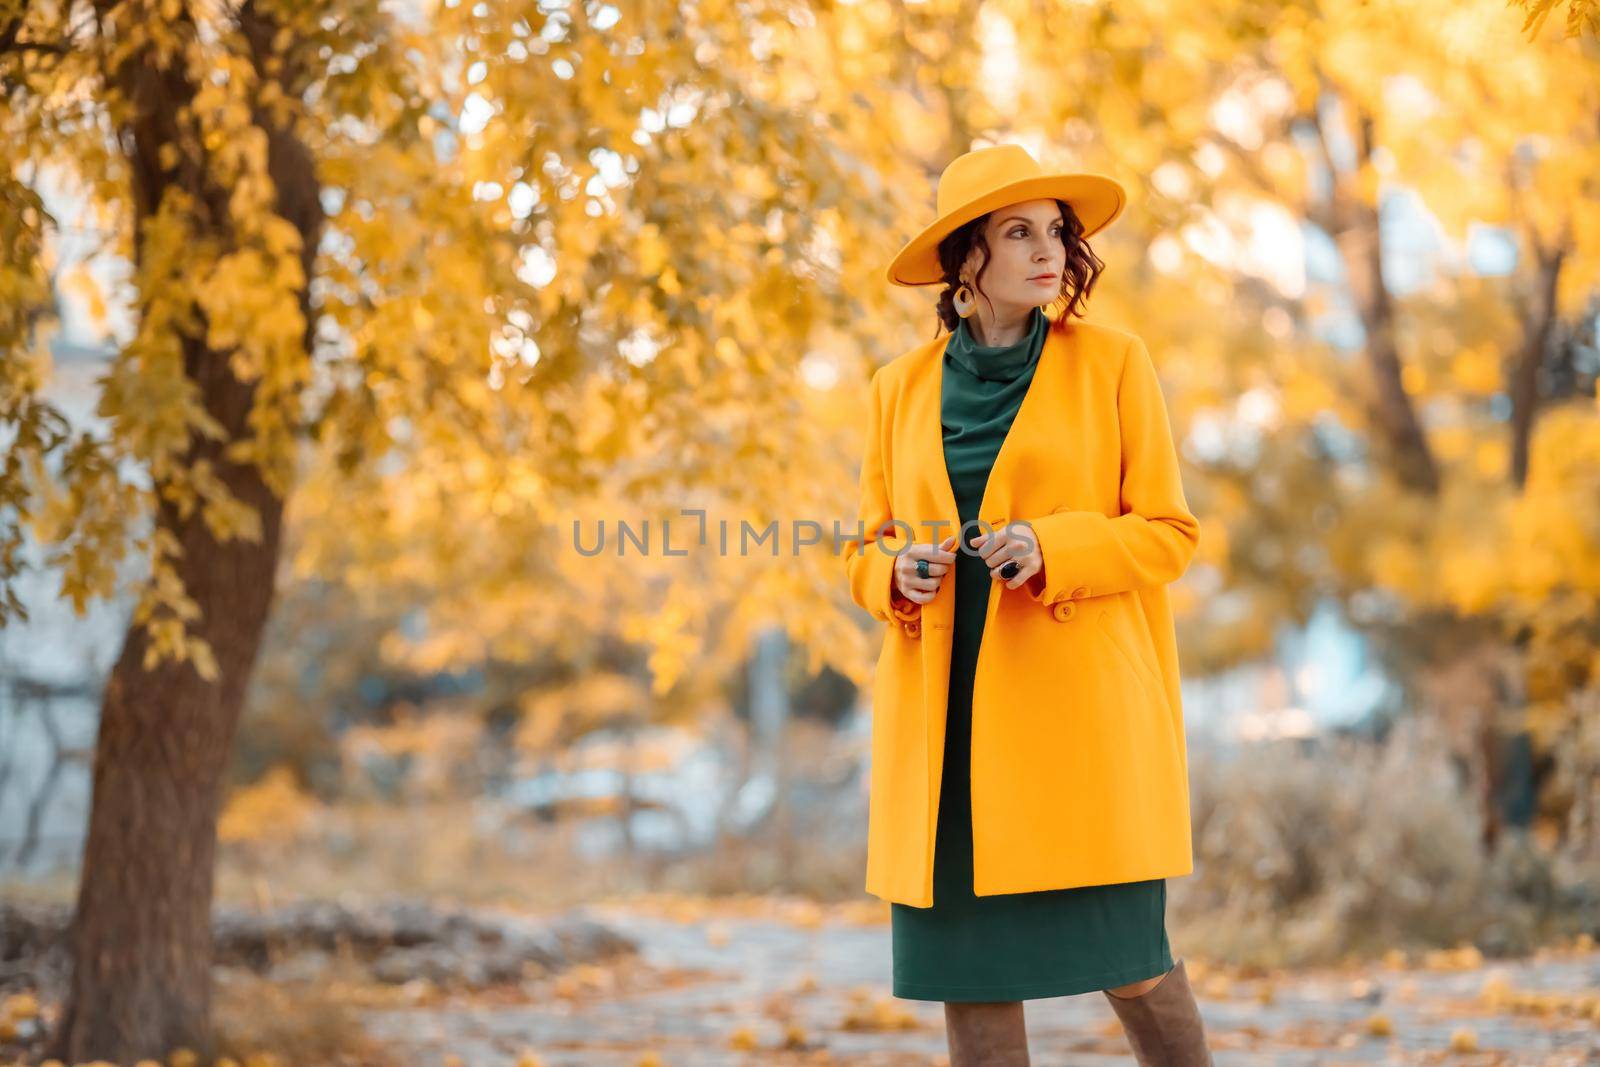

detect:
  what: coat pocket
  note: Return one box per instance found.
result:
[1094,605,1167,715]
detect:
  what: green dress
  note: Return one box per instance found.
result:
[890,305,1175,1003]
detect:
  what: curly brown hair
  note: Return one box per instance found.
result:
[931,199,1106,336]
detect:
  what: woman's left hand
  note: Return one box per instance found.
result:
[971,520,1043,590]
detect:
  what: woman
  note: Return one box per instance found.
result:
[842,144,1214,1065]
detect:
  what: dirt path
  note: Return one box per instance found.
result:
[360,900,1600,1066]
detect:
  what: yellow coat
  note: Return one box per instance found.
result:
[840,313,1201,908]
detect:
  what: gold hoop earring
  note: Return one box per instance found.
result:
[953,281,977,318]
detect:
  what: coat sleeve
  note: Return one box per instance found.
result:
[841,367,921,624]
[1024,334,1199,604]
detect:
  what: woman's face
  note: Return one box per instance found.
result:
[961,198,1067,318]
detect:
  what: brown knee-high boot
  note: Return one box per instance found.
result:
[1101,957,1214,1066]
[943,1000,1031,1067]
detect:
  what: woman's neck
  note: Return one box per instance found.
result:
[964,306,1035,347]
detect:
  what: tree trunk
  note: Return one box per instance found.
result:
[1414,625,1523,855]
[1325,104,1440,496]
[47,487,284,1062]
[1508,243,1565,489]
[46,4,321,1060]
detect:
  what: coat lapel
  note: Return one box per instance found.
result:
[904,311,1071,629]
[916,312,1069,533]
[922,342,961,539]
[976,314,1064,527]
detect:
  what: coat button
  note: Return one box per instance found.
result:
[1070,585,1091,599]
[1051,602,1075,622]
[903,619,922,639]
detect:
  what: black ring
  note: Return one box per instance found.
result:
[999,560,1020,580]
[917,558,930,579]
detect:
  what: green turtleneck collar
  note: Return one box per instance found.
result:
[945,305,1048,383]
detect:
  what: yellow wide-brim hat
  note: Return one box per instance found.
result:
[885,143,1127,288]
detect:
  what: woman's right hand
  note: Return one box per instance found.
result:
[892,534,959,606]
